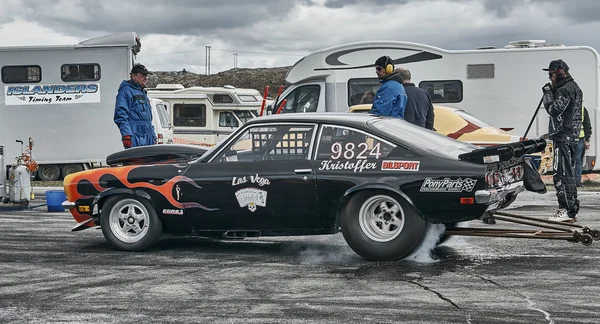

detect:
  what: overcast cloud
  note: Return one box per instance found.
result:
[0,0,599,74]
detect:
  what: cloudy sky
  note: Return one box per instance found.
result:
[1,0,598,74]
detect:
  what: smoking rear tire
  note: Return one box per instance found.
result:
[100,195,163,252]
[36,164,61,181]
[340,190,428,261]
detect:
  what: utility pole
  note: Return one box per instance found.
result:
[205,45,212,74]
[233,53,238,69]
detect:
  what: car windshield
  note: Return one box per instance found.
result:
[369,118,479,158]
[234,110,255,123]
[156,104,170,128]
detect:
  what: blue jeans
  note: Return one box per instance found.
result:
[575,138,585,186]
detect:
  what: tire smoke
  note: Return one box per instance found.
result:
[404,223,446,263]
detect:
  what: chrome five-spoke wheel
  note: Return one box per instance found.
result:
[358,195,405,242]
[109,198,150,243]
[101,195,162,252]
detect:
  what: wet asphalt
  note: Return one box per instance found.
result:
[1,191,600,324]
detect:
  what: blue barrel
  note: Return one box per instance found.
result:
[46,190,67,212]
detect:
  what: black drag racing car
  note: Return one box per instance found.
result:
[62,113,547,261]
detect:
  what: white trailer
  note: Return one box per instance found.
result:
[146,84,263,146]
[272,40,600,171]
[0,32,145,181]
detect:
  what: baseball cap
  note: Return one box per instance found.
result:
[543,59,569,72]
[131,63,153,75]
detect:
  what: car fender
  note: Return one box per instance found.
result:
[92,188,152,212]
[336,183,423,225]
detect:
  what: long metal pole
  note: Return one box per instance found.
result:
[522,96,544,140]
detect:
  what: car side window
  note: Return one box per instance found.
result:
[315,125,396,160]
[214,124,316,163]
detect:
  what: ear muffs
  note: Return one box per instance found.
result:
[385,56,394,74]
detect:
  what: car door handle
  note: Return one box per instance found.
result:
[294,169,312,175]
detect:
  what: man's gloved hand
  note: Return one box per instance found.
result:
[154,138,157,144]
[542,83,553,93]
[122,135,132,149]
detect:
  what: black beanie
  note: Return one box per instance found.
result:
[375,56,392,69]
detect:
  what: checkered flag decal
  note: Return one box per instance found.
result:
[462,178,476,192]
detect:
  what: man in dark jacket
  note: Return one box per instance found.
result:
[542,59,583,222]
[114,63,157,149]
[396,67,434,130]
[371,56,407,118]
[576,105,592,187]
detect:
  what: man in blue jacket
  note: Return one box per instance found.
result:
[371,56,407,118]
[114,63,157,149]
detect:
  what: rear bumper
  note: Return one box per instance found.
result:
[474,181,525,205]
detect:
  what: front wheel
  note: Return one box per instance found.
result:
[100,195,163,251]
[340,190,428,261]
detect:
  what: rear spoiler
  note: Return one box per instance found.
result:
[458,138,547,164]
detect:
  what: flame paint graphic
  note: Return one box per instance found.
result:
[64,165,218,228]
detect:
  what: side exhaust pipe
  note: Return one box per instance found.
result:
[222,230,261,238]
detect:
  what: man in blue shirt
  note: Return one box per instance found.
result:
[371,56,407,118]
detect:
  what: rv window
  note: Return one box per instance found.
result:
[156,103,170,128]
[213,94,234,104]
[219,112,239,128]
[348,78,380,106]
[61,64,100,82]
[238,95,259,102]
[1,65,41,83]
[214,124,316,162]
[173,104,207,127]
[280,85,320,113]
[418,80,463,103]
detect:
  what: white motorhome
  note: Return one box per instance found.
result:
[146,84,263,146]
[272,40,600,171]
[0,31,159,181]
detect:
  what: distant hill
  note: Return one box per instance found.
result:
[146,67,291,98]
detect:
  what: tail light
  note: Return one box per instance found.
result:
[486,164,524,189]
[157,134,164,144]
[485,170,504,188]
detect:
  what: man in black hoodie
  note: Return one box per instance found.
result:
[396,67,435,130]
[542,59,583,222]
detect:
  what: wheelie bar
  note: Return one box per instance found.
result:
[444,211,600,246]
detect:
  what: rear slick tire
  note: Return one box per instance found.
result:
[340,190,428,261]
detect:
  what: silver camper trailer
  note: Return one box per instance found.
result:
[0,32,143,181]
[273,40,600,171]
